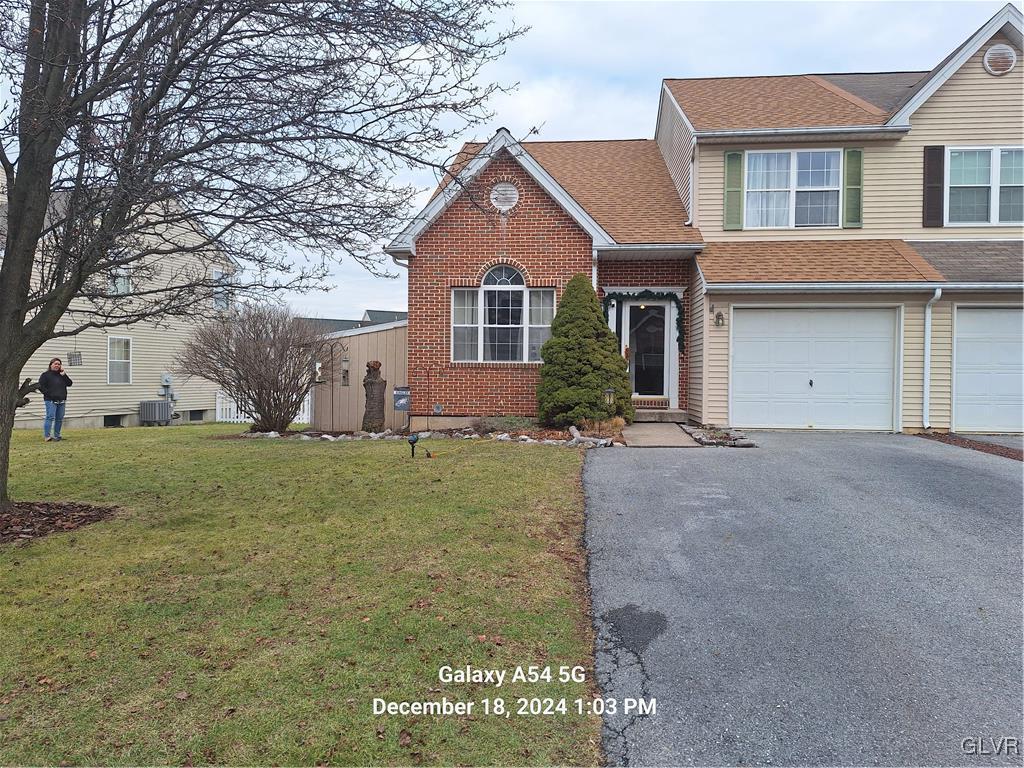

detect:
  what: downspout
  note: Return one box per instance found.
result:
[591,246,598,290]
[685,135,697,226]
[391,254,410,270]
[922,287,942,430]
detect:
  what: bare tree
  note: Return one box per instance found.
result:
[178,304,332,433]
[0,0,522,507]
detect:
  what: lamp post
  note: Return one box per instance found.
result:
[602,387,615,437]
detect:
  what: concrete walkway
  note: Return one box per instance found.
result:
[621,422,698,447]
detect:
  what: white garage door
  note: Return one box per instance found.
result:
[954,307,1023,433]
[732,308,897,430]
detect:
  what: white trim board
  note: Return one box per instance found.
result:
[326,319,408,339]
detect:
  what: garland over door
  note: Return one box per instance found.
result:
[731,308,898,430]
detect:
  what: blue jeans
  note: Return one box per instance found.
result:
[44,400,66,439]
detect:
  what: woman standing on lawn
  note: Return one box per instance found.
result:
[38,357,73,442]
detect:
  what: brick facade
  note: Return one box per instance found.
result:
[408,149,693,419]
[596,259,692,411]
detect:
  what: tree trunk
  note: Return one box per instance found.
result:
[362,361,386,433]
[0,367,22,512]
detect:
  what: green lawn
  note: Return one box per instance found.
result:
[0,425,601,766]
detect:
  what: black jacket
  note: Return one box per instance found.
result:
[39,369,73,401]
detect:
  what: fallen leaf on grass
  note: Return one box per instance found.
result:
[174,691,189,701]
[399,730,412,747]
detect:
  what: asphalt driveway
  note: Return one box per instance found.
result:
[584,433,1023,766]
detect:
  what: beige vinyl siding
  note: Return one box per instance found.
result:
[656,88,694,215]
[16,316,219,427]
[15,237,227,428]
[688,269,706,422]
[313,324,408,432]
[696,33,1024,240]
[702,294,936,431]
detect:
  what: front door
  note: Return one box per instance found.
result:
[624,302,668,397]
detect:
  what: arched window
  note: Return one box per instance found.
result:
[452,266,555,362]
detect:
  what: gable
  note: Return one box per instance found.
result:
[910,31,1023,136]
[888,4,1023,125]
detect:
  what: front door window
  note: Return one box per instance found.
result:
[629,304,666,396]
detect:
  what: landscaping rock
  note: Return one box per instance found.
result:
[319,434,336,441]
[416,431,432,439]
[264,431,280,439]
[496,433,511,442]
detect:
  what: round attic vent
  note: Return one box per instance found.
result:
[983,43,1017,76]
[489,182,520,212]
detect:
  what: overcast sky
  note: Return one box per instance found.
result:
[286,0,1008,320]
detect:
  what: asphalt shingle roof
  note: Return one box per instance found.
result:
[664,72,930,131]
[697,240,946,284]
[909,240,1024,283]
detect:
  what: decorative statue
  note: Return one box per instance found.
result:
[362,360,386,433]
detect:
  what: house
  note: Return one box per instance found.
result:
[387,4,1023,434]
[13,221,232,431]
[299,311,409,335]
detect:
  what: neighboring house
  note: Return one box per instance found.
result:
[298,310,409,335]
[14,224,232,431]
[362,309,408,325]
[387,3,1023,434]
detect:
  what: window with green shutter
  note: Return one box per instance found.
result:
[723,151,744,230]
[843,148,863,228]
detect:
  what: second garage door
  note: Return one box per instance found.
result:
[731,308,898,430]
[954,307,1023,433]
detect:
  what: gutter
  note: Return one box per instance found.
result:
[922,287,942,430]
[693,124,911,140]
[704,281,1024,293]
[598,243,704,252]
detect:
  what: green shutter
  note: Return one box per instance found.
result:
[723,151,744,231]
[843,148,863,228]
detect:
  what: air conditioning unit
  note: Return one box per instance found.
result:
[139,400,173,426]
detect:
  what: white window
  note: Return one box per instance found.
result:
[110,267,131,295]
[745,149,842,228]
[211,268,231,311]
[947,146,1024,225]
[107,337,132,384]
[451,266,555,362]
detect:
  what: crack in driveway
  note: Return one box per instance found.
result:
[594,605,665,766]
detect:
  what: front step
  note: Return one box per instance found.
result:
[634,408,689,423]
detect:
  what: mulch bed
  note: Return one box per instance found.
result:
[0,502,118,544]
[918,432,1023,462]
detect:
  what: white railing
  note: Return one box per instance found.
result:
[216,390,312,425]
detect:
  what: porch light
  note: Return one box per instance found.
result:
[715,311,725,327]
[604,387,615,407]
[639,304,646,310]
